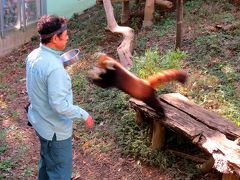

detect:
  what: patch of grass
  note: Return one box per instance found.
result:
[13,131,25,142]
[0,129,6,151]
[184,0,204,11]
[154,16,176,36]
[188,24,240,125]
[0,81,8,89]
[213,12,235,23]
[131,48,186,79]
[0,144,8,154]
[135,17,176,54]
[116,110,175,168]
[0,71,4,79]
[16,144,29,155]
[11,111,18,120]
[0,158,16,172]
[22,167,34,177]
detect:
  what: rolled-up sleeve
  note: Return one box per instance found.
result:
[47,68,89,121]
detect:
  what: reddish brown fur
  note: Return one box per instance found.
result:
[88,54,188,115]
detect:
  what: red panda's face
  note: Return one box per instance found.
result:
[88,53,116,80]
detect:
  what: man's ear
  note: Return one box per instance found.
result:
[51,34,59,44]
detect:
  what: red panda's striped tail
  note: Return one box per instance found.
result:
[147,69,187,89]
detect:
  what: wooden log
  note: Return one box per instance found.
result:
[159,93,240,140]
[216,22,240,31]
[121,1,130,24]
[97,0,134,3]
[102,0,134,67]
[129,93,240,176]
[151,119,165,149]
[175,0,183,50]
[135,110,144,125]
[235,138,240,146]
[155,0,173,8]
[222,173,240,180]
[200,157,215,173]
[135,110,165,149]
[167,149,207,163]
[143,0,155,27]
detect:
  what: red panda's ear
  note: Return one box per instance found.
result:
[99,55,114,62]
[103,60,115,70]
[99,55,108,61]
[92,52,107,61]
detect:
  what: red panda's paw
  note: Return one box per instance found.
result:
[88,67,106,80]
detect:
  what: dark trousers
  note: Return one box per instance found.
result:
[37,133,72,180]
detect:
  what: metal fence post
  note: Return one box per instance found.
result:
[21,0,26,31]
[0,0,5,38]
[40,0,47,16]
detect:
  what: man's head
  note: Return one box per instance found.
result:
[37,15,68,50]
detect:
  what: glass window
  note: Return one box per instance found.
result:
[3,0,19,30]
[24,0,38,25]
[0,0,43,37]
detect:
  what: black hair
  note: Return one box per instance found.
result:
[37,15,67,44]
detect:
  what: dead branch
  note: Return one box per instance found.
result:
[102,0,135,67]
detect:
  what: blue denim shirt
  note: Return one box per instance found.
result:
[26,44,89,140]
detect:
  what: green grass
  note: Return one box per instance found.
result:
[116,110,174,167]
[131,48,186,78]
[0,81,8,89]
[0,144,8,154]
[0,129,6,140]
[22,167,34,177]
[0,158,16,173]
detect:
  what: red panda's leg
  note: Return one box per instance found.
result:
[144,96,165,116]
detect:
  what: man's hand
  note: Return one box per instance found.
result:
[85,115,94,128]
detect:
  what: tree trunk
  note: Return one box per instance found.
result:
[175,0,183,50]
[102,0,135,67]
[143,0,155,27]
[121,1,130,24]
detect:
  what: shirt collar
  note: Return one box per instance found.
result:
[40,43,64,56]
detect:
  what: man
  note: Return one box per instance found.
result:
[26,15,94,180]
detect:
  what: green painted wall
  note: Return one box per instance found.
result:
[47,0,95,18]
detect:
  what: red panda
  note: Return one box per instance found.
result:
[88,53,188,116]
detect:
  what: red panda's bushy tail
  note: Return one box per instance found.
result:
[147,69,187,89]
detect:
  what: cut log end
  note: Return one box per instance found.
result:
[155,0,173,8]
